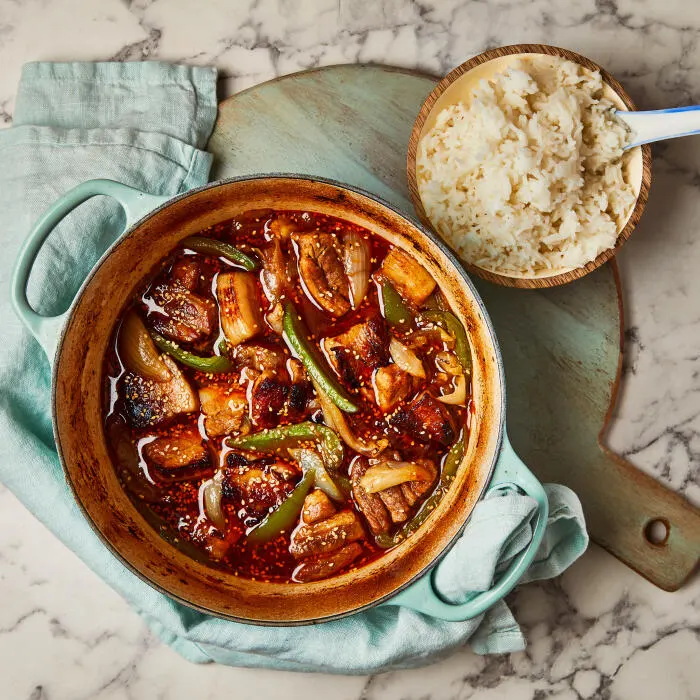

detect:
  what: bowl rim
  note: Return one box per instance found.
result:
[50,173,507,624]
[406,42,653,289]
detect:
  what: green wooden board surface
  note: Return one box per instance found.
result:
[208,64,700,591]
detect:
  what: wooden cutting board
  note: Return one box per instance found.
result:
[208,64,700,591]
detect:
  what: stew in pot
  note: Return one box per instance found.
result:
[104,210,473,583]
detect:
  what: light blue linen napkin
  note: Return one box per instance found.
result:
[0,61,588,673]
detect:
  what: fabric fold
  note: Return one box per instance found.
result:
[14,61,218,148]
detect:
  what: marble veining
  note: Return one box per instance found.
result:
[1,0,699,698]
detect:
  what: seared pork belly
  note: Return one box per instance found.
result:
[323,315,389,389]
[379,248,436,306]
[289,510,364,558]
[390,391,455,445]
[350,457,391,535]
[292,543,363,583]
[372,364,414,412]
[222,460,298,525]
[123,355,198,429]
[294,232,351,317]
[150,281,216,344]
[143,431,212,482]
[198,385,247,437]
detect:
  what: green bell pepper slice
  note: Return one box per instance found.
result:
[380,280,413,326]
[226,421,344,471]
[181,235,258,271]
[421,310,472,374]
[282,302,358,413]
[151,332,233,373]
[245,469,315,543]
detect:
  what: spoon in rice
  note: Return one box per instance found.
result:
[617,106,700,149]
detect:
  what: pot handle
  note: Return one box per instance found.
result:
[386,436,549,621]
[11,179,169,361]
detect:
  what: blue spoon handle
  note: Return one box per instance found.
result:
[617,105,700,149]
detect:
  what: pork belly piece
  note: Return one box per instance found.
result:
[292,543,363,583]
[269,215,297,240]
[284,358,314,420]
[217,271,263,346]
[268,461,300,482]
[250,371,290,428]
[286,380,312,420]
[400,458,438,506]
[372,364,414,412]
[379,248,436,306]
[291,491,363,581]
[295,232,351,317]
[289,510,364,559]
[350,457,391,535]
[236,350,311,426]
[302,489,336,525]
[170,259,201,291]
[150,281,216,344]
[265,302,285,335]
[123,355,198,429]
[259,237,293,304]
[351,455,438,532]
[323,315,390,389]
[222,462,298,524]
[389,391,455,445]
[234,344,286,373]
[198,385,247,437]
[143,431,212,482]
[377,486,411,524]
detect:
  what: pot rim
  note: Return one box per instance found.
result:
[50,173,506,624]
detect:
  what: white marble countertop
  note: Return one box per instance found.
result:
[1,0,699,698]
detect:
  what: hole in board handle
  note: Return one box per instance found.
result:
[644,518,670,546]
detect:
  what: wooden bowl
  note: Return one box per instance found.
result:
[52,175,507,624]
[407,44,653,289]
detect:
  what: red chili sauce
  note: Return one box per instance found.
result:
[104,210,473,583]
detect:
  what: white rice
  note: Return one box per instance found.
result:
[416,58,636,276]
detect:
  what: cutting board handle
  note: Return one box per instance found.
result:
[591,444,700,590]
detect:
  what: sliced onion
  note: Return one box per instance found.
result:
[389,337,425,378]
[200,471,226,529]
[289,448,343,501]
[435,327,455,345]
[286,357,307,384]
[343,231,370,308]
[435,350,462,376]
[437,374,467,406]
[118,310,172,382]
[406,328,454,349]
[314,380,388,457]
[269,216,297,240]
[259,239,287,303]
[266,302,285,335]
[359,461,434,494]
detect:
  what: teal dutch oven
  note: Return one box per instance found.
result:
[11,175,548,624]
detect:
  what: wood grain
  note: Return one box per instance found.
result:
[207,64,699,590]
[406,44,653,289]
[474,264,700,590]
